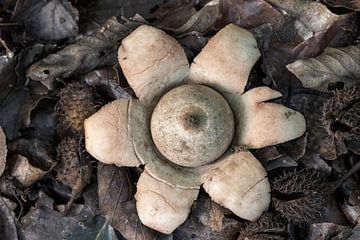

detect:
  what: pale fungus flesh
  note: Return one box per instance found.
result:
[135,171,199,234]
[84,99,141,167]
[189,24,260,95]
[84,23,307,234]
[118,25,189,106]
[236,86,306,148]
[201,151,270,221]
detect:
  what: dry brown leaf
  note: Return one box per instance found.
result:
[26,17,129,90]
[10,154,47,187]
[220,0,284,30]
[266,0,345,34]
[287,45,360,91]
[97,163,160,240]
[324,0,360,11]
[172,0,221,34]
[0,127,6,177]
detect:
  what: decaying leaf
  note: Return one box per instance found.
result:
[306,222,350,240]
[172,0,221,35]
[27,17,129,90]
[0,126,6,177]
[56,136,92,214]
[14,0,79,41]
[266,0,347,34]
[220,0,284,30]
[82,67,132,101]
[287,45,360,91]
[324,0,360,11]
[0,197,19,240]
[68,215,118,240]
[97,163,159,240]
[271,168,330,223]
[10,154,47,187]
[152,0,196,29]
[173,193,241,240]
[8,138,56,171]
[0,56,18,107]
[237,213,287,240]
[19,188,98,240]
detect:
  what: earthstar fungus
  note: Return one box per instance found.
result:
[84,24,306,234]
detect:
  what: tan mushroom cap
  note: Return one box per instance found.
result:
[189,24,260,95]
[84,99,141,167]
[118,25,189,105]
[201,151,270,221]
[236,87,306,148]
[151,84,234,167]
[135,171,199,234]
[0,127,6,176]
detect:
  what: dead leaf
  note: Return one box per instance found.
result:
[26,17,129,90]
[8,138,56,171]
[220,0,284,30]
[173,193,241,240]
[0,56,18,107]
[0,88,30,140]
[97,163,160,240]
[13,0,79,41]
[266,0,346,34]
[0,126,6,177]
[19,187,98,240]
[10,154,47,188]
[287,45,360,91]
[68,215,119,240]
[0,197,19,240]
[82,67,132,101]
[324,0,360,11]
[306,222,350,240]
[347,224,360,240]
[152,0,196,29]
[172,0,221,35]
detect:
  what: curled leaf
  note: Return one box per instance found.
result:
[287,45,360,91]
[27,17,129,90]
[172,0,221,35]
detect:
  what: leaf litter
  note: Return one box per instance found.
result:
[0,0,359,239]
